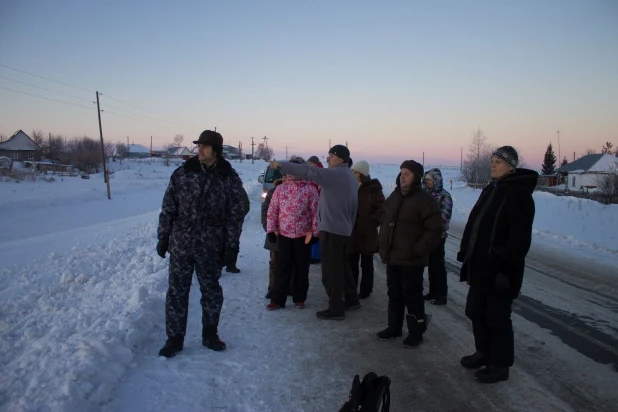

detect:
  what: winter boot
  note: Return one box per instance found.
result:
[158,338,184,358]
[376,310,403,340]
[316,309,345,320]
[202,325,227,351]
[460,351,488,369]
[475,365,509,383]
[402,313,431,348]
[423,292,436,301]
[225,265,241,273]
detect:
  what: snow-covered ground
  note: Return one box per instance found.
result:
[0,158,616,411]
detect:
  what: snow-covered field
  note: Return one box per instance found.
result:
[0,158,616,411]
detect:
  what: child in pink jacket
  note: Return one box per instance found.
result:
[266,156,319,309]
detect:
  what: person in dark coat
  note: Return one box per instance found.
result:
[307,156,323,264]
[156,130,245,357]
[262,177,285,299]
[349,160,385,299]
[225,186,250,273]
[422,168,453,305]
[457,146,538,383]
[377,160,443,347]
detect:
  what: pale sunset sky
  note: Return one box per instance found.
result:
[1,0,617,167]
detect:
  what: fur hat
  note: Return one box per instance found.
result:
[492,146,519,170]
[193,130,223,154]
[307,156,320,164]
[329,144,350,162]
[289,155,305,164]
[400,160,424,186]
[351,160,370,177]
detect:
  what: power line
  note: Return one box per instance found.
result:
[100,101,191,128]
[0,86,96,110]
[100,93,200,129]
[0,74,95,104]
[101,109,189,130]
[0,63,94,93]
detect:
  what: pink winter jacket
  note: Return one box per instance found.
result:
[267,179,319,239]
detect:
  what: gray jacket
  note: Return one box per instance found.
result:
[280,162,358,236]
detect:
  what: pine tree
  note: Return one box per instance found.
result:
[561,157,568,166]
[542,143,557,175]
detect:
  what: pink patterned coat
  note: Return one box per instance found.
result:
[267,179,319,239]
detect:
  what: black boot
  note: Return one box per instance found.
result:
[475,365,509,383]
[460,351,488,369]
[225,265,241,273]
[402,314,431,348]
[158,338,184,358]
[376,310,403,340]
[203,325,227,351]
[423,292,435,301]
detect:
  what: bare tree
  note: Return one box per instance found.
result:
[601,141,614,154]
[594,164,618,203]
[104,142,116,162]
[65,136,101,173]
[256,143,274,161]
[585,148,596,155]
[41,134,65,163]
[31,129,44,147]
[162,143,175,166]
[461,127,493,185]
[173,134,184,148]
[116,142,128,159]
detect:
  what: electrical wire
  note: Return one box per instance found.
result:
[100,93,200,128]
[100,101,191,128]
[101,109,188,130]
[0,63,95,93]
[0,74,95,104]
[0,86,96,110]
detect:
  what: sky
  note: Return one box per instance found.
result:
[1,0,617,166]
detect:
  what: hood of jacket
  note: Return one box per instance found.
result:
[495,168,539,194]
[423,168,444,192]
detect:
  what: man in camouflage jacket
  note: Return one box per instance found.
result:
[156,130,244,357]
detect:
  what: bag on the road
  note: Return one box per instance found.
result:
[339,371,391,412]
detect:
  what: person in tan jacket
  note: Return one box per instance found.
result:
[377,160,443,347]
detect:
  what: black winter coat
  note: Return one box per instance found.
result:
[457,169,538,298]
[349,178,385,254]
[158,156,245,260]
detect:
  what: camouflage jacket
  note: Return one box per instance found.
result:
[158,156,245,256]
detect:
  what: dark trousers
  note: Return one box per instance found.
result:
[271,235,311,306]
[166,254,223,340]
[427,237,447,298]
[465,286,515,367]
[348,253,374,296]
[386,265,425,321]
[320,231,359,313]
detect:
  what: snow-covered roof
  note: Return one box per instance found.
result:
[127,144,150,153]
[0,130,38,151]
[556,154,618,174]
[167,146,191,156]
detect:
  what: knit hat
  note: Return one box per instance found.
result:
[329,144,350,162]
[289,155,305,164]
[193,130,223,155]
[351,160,370,177]
[307,156,320,164]
[400,160,424,185]
[492,146,519,170]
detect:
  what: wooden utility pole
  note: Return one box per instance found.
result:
[262,135,268,149]
[150,135,153,162]
[423,152,425,167]
[238,141,243,162]
[461,147,463,169]
[251,137,255,164]
[285,146,288,159]
[95,91,111,199]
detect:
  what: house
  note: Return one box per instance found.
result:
[222,144,241,160]
[556,154,618,191]
[167,146,193,160]
[126,144,151,159]
[0,130,40,161]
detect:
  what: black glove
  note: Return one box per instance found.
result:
[156,238,169,258]
[310,236,319,245]
[495,273,510,291]
[456,251,466,263]
[267,232,277,243]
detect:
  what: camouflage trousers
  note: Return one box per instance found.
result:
[166,254,223,340]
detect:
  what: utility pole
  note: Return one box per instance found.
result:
[95,91,111,199]
[251,137,255,164]
[557,130,560,165]
[150,136,153,162]
[214,127,217,132]
[423,152,425,167]
[460,147,463,169]
[573,151,575,162]
[127,136,129,149]
[329,139,331,150]
[285,146,288,159]
[238,141,243,162]
[263,135,268,149]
